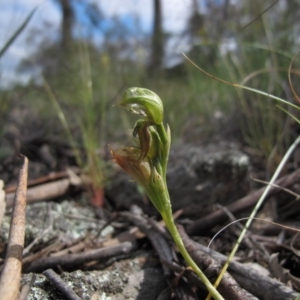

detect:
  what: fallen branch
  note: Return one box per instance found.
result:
[187,168,300,235]
[0,156,28,300]
[43,269,80,300]
[5,169,84,208]
[5,170,71,193]
[6,178,80,208]
[25,241,137,273]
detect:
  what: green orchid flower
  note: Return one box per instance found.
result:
[112,87,224,300]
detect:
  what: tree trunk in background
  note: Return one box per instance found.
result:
[189,0,204,41]
[148,0,164,75]
[58,0,74,50]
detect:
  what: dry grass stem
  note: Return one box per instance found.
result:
[0,180,6,227]
[0,156,28,300]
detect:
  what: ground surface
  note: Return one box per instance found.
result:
[1,130,300,299]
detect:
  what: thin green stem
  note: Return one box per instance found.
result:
[162,210,224,300]
[159,190,224,300]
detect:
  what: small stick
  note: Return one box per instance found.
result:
[0,180,5,227]
[25,241,136,273]
[43,269,80,300]
[5,170,70,193]
[6,178,72,208]
[0,156,28,300]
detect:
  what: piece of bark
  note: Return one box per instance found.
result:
[0,156,28,300]
[25,241,137,273]
[187,168,300,235]
[179,225,298,300]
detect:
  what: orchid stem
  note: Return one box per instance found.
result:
[114,87,224,299]
[161,193,224,300]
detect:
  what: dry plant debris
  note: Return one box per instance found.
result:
[1,150,300,299]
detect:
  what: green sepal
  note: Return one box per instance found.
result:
[120,87,163,125]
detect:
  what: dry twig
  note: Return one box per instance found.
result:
[0,180,6,227]
[6,175,84,208]
[43,269,80,300]
[5,170,71,193]
[0,156,28,300]
[25,241,137,273]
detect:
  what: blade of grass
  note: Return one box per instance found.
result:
[43,78,83,167]
[288,49,300,104]
[183,52,300,110]
[236,0,279,33]
[0,8,37,58]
